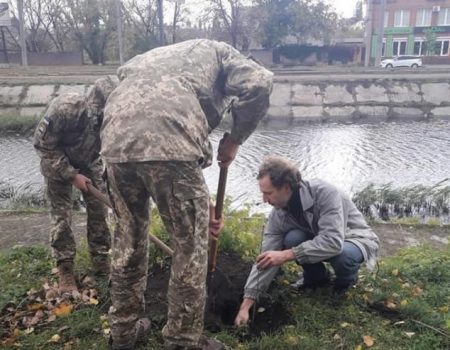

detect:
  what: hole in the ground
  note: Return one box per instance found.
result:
[145,250,292,338]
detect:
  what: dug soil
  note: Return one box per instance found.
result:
[1,211,449,337]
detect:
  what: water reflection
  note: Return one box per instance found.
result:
[2,120,450,212]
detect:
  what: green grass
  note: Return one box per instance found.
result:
[1,211,450,349]
[0,114,38,134]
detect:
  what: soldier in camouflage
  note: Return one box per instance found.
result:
[101,39,273,350]
[34,76,118,293]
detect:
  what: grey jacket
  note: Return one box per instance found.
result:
[244,179,380,300]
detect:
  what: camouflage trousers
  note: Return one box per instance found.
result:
[46,161,111,264]
[106,161,209,349]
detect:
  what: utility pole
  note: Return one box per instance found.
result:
[17,0,27,66]
[364,0,373,66]
[157,0,165,45]
[115,0,124,64]
[374,0,387,67]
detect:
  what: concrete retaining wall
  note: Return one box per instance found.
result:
[1,78,450,126]
[264,78,450,126]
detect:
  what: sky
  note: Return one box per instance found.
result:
[329,0,358,18]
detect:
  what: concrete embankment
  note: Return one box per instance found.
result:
[1,68,450,129]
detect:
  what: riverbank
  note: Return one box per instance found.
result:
[0,210,448,256]
[2,65,450,133]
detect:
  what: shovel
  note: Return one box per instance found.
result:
[86,182,174,257]
[208,166,228,273]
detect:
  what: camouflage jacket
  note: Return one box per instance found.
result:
[34,93,103,182]
[101,39,273,166]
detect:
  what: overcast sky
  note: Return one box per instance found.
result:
[180,0,359,22]
[330,0,358,18]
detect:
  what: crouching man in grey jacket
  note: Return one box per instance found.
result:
[234,156,380,326]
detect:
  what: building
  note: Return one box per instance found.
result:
[367,0,450,64]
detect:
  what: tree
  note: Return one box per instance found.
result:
[205,0,245,48]
[289,0,338,45]
[122,0,160,54]
[61,0,116,64]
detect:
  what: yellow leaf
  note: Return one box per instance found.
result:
[53,303,73,317]
[89,298,99,305]
[340,322,350,328]
[438,305,449,313]
[391,269,399,276]
[400,299,408,306]
[363,335,375,347]
[27,303,44,311]
[48,334,61,343]
[355,345,362,350]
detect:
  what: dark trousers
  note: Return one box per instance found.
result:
[283,229,363,287]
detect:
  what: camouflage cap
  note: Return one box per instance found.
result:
[87,75,119,110]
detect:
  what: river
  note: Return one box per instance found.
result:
[2,119,450,212]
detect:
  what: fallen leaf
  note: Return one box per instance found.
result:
[47,314,57,322]
[48,334,61,343]
[58,326,70,333]
[385,299,397,309]
[400,299,408,306]
[24,327,35,334]
[340,322,350,328]
[412,286,423,296]
[363,335,375,347]
[333,333,341,340]
[257,307,265,313]
[51,267,59,275]
[53,303,73,317]
[391,269,399,276]
[404,332,415,338]
[354,345,362,350]
[89,298,99,305]
[27,303,44,311]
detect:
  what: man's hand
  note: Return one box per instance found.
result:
[209,201,224,239]
[217,133,240,168]
[234,298,255,326]
[71,174,91,193]
[256,250,295,270]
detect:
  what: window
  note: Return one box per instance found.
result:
[384,11,389,27]
[394,10,410,27]
[435,39,450,55]
[393,40,407,55]
[414,39,425,55]
[438,8,450,26]
[416,9,432,26]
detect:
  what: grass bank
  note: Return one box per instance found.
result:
[0,114,38,135]
[1,207,449,349]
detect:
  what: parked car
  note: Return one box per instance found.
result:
[380,56,423,69]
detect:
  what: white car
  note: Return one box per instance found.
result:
[380,56,423,69]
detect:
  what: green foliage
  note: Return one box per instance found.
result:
[217,204,265,260]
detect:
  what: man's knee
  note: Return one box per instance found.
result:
[283,229,311,249]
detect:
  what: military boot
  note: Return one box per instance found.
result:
[57,261,78,294]
[92,256,111,276]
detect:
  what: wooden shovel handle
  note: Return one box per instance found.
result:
[86,182,174,257]
[209,166,228,272]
